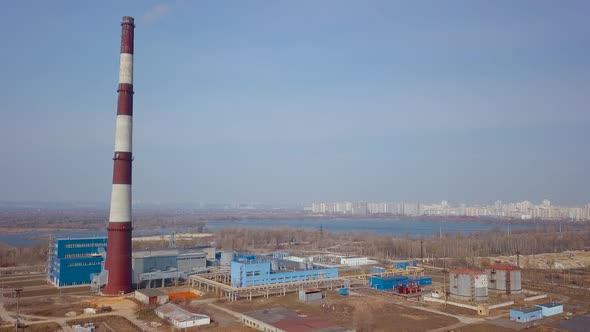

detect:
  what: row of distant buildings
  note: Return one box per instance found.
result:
[309,199,590,221]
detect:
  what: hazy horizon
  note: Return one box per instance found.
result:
[1,1,589,205]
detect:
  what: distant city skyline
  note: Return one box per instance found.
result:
[309,199,590,221]
[1,1,589,205]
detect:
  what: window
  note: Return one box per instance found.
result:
[64,242,106,248]
[66,262,101,267]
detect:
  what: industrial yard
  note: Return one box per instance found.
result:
[2,243,589,332]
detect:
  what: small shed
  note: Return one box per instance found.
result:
[510,307,543,323]
[155,303,210,328]
[535,302,563,317]
[135,289,169,305]
[298,288,323,302]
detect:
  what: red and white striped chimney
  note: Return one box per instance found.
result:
[103,16,135,295]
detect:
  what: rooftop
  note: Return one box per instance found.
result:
[133,249,179,258]
[243,307,351,332]
[536,302,563,308]
[489,264,521,271]
[512,307,542,314]
[302,288,322,294]
[136,289,167,297]
[56,237,107,242]
[156,303,209,323]
[450,268,486,275]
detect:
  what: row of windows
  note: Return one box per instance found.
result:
[66,262,101,267]
[64,253,98,258]
[242,319,278,332]
[64,243,106,248]
[245,271,263,276]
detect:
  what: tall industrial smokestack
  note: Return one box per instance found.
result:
[103,16,135,295]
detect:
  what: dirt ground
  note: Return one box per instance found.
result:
[4,295,138,318]
[0,322,61,332]
[87,296,138,311]
[1,286,92,298]
[489,251,590,270]
[223,290,458,332]
[0,275,47,288]
[68,315,141,332]
[456,323,565,332]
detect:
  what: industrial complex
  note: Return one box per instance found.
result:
[0,15,577,332]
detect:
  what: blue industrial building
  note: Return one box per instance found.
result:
[369,275,432,290]
[230,259,338,288]
[510,307,543,323]
[535,302,563,317]
[394,261,417,269]
[48,237,107,287]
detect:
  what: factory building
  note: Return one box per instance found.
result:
[48,237,107,287]
[311,254,378,267]
[275,258,312,271]
[535,302,563,317]
[230,258,338,288]
[369,276,432,290]
[449,269,488,302]
[299,289,323,302]
[487,264,522,294]
[134,289,169,305]
[90,246,212,291]
[132,248,208,287]
[155,303,210,328]
[340,256,372,266]
[510,307,543,323]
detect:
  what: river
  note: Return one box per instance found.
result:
[0,218,540,247]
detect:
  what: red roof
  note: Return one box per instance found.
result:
[489,264,520,271]
[450,268,486,275]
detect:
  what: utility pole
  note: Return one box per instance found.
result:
[14,288,23,332]
[420,240,424,263]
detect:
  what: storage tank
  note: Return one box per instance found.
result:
[219,251,235,267]
[487,264,522,295]
[449,269,488,301]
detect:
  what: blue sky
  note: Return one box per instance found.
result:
[0,1,589,205]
